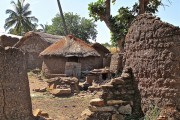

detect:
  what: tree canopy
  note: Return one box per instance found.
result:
[4,0,38,35]
[88,0,163,50]
[46,12,97,43]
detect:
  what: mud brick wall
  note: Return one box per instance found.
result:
[110,53,123,73]
[0,46,34,120]
[124,14,180,113]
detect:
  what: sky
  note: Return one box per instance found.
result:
[0,0,179,43]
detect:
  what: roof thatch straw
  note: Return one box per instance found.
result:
[14,31,64,48]
[91,42,110,54]
[40,35,100,57]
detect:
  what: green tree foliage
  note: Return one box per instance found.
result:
[102,42,111,47]
[4,0,38,35]
[46,12,97,43]
[38,24,49,32]
[88,0,163,50]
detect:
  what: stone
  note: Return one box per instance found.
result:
[88,86,101,92]
[88,105,116,112]
[157,116,168,120]
[49,84,55,90]
[33,88,40,92]
[121,73,131,79]
[112,114,124,120]
[33,109,42,117]
[50,89,71,96]
[107,100,129,106]
[118,104,132,114]
[90,98,105,107]
[111,78,124,85]
[39,87,47,92]
[41,112,49,118]
[101,84,113,89]
[81,109,93,117]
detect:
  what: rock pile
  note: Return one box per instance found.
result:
[84,67,143,119]
[47,77,79,96]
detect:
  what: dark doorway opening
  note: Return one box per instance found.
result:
[102,73,108,80]
[67,57,79,62]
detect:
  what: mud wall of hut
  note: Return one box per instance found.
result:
[42,56,67,75]
[0,47,33,120]
[124,14,180,113]
[20,37,50,70]
[79,56,100,71]
[42,56,101,76]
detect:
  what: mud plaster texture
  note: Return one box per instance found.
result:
[124,14,180,115]
[0,46,34,120]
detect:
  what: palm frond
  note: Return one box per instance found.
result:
[5,0,38,34]
[4,19,17,30]
[23,11,32,16]
[23,3,30,13]
[27,16,38,23]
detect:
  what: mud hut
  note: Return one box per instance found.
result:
[0,33,22,47]
[14,31,64,70]
[40,35,100,77]
[91,43,111,68]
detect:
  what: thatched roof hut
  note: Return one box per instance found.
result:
[40,35,100,57]
[91,42,111,68]
[91,43,110,54]
[15,31,64,70]
[14,31,64,48]
[40,35,101,77]
[0,33,22,47]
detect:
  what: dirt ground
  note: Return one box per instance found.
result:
[29,74,99,120]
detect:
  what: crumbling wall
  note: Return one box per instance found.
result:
[83,67,143,120]
[0,46,34,120]
[125,14,180,117]
[0,35,19,47]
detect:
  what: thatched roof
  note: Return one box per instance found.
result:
[91,42,110,54]
[14,31,64,48]
[40,35,100,57]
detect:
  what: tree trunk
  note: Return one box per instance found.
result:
[117,38,124,53]
[57,0,68,35]
[139,0,149,14]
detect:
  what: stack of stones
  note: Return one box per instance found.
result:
[86,67,141,120]
[47,77,79,96]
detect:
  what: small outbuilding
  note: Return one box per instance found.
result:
[14,31,64,70]
[0,33,22,47]
[40,35,100,78]
[91,43,111,68]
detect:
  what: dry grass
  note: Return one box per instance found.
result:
[107,47,120,53]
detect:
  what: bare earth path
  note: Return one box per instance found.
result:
[29,75,98,120]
